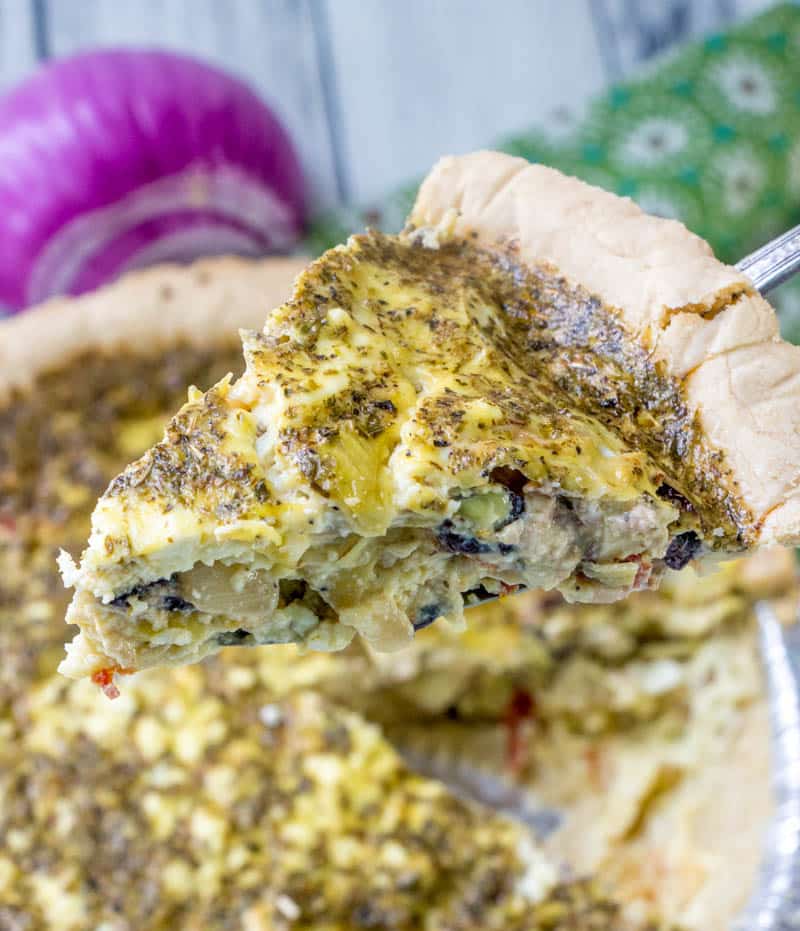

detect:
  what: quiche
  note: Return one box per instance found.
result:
[0,262,783,929]
[60,151,800,683]
[4,671,676,931]
[3,260,650,931]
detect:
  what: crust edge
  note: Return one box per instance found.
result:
[0,255,308,401]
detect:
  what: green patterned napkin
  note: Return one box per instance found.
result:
[308,2,800,339]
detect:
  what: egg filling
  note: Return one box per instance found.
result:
[61,230,741,680]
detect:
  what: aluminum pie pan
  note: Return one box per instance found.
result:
[402,602,800,930]
[734,605,800,931]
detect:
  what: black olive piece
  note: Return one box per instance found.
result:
[494,491,526,531]
[216,628,252,646]
[436,521,492,555]
[413,604,442,631]
[656,483,694,512]
[663,530,702,570]
[508,490,526,521]
[159,594,195,612]
[109,577,168,609]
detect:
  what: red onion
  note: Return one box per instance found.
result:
[0,49,305,312]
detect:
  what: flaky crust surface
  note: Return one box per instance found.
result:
[411,152,800,546]
[0,255,307,400]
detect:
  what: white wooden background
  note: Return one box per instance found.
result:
[0,0,779,212]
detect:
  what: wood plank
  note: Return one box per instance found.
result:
[590,0,772,78]
[45,0,340,210]
[733,0,785,21]
[320,0,607,203]
[0,0,38,91]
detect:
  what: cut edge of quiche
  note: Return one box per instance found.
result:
[57,151,800,685]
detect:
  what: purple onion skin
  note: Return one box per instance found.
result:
[0,49,306,311]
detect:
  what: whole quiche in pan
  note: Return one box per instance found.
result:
[1,246,794,930]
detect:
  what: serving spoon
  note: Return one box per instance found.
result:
[735,220,800,295]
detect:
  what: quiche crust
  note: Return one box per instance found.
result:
[0,254,307,401]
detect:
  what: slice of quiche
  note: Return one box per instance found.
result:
[60,151,800,683]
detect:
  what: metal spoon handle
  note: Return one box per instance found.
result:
[736,222,800,295]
